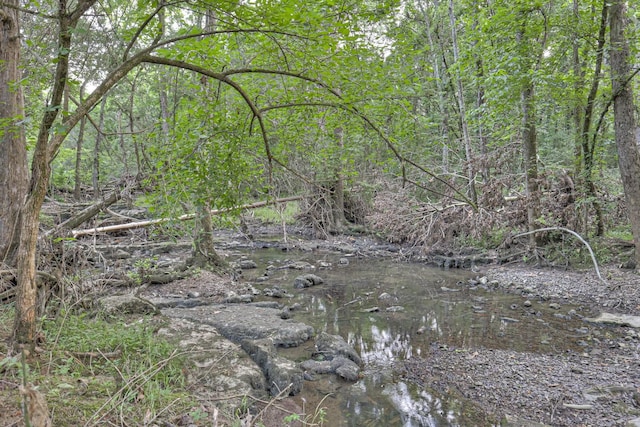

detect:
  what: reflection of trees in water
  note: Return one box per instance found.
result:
[357,325,414,366]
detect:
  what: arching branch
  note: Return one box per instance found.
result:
[513,227,606,285]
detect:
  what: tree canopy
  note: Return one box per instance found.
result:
[1,0,639,348]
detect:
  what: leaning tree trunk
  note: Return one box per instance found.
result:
[0,1,29,266]
[610,0,640,267]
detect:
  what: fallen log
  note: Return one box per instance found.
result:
[45,187,124,236]
[71,195,303,238]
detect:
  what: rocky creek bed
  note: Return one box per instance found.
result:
[402,264,640,427]
[85,229,640,426]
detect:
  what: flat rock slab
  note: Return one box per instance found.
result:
[161,304,314,347]
[585,312,640,328]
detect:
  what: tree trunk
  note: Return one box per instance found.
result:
[189,8,226,269]
[580,2,608,237]
[421,2,451,175]
[74,114,87,200]
[13,0,97,348]
[331,126,346,231]
[521,83,540,247]
[610,0,640,266]
[93,96,107,198]
[448,0,477,204]
[0,2,29,265]
[191,204,225,269]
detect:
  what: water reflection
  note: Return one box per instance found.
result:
[237,248,588,426]
[384,382,443,427]
[359,325,413,365]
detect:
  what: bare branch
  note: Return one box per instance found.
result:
[513,227,606,285]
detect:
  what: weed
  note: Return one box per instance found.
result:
[0,311,200,426]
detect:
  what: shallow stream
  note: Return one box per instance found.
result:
[233,248,590,426]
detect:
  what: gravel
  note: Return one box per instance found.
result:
[403,264,640,427]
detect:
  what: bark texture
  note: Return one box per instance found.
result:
[610,0,640,266]
[0,1,28,265]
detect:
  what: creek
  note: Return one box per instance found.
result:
[229,247,590,426]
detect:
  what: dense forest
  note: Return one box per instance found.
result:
[1,0,639,425]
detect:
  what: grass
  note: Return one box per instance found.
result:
[252,201,300,225]
[0,305,199,426]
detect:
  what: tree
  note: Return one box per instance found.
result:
[0,0,28,267]
[4,0,408,349]
[609,0,640,266]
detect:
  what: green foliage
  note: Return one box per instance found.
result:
[252,201,300,225]
[37,312,192,424]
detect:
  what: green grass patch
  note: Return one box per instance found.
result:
[0,311,198,426]
[252,201,300,224]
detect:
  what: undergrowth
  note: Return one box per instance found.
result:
[0,306,198,426]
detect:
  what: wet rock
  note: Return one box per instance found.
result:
[161,304,314,347]
[300,355,361,382]
[97,294,159,315]
[224,292,254,303]
[280,307,292,319]
[148,296,208,309]
[293,274,324,289]
[300,360,333,374]
[315,332,362,366]
[237,259,258,269]
[283,261,315,270]
[263,287,286,298]
[241,338,303,396]
[332,357,360,381]
[157,318,266,410]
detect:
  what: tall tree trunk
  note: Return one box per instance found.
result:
[610,0,640,266]
[448,0,477,204]
[190,8,226,269]
[521,83,540,248]
[93,96,107,198]
[74,114,87,200]
[13,0,97,348]
[331,126,346,231]
[0,1,29,265]
[579,2,607,237]
[421,3,451,174]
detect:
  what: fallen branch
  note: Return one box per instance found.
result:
[46,187,124,236]
[512,227,606,285]
[71,195,303,238]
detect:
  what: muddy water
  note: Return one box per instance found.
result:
[235,249,589,426]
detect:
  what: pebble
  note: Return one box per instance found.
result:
[523,300,532,307]
[549,303,561,309]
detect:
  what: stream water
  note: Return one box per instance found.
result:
[233,248,588,426]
